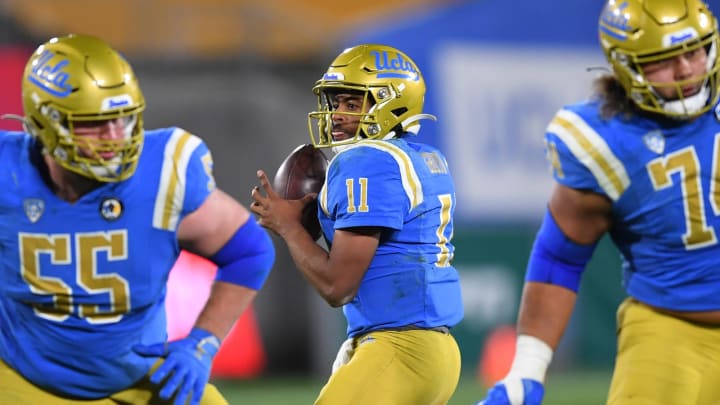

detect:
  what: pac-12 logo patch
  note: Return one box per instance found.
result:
[100,197,123,221]
[642,130,665,155]
[24,198,45,223]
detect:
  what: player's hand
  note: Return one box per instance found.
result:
[132,327,220,405]
[475,377,544,405]
[251,169,316,238]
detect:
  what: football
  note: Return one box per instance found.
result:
[272,144,328,240]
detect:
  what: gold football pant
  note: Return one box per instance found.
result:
[608,298,720,405]
[0,358,228,405]
[316,328,461,405]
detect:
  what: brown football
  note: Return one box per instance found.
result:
[272,144,328,240]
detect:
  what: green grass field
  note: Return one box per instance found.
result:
[214,371,611,404]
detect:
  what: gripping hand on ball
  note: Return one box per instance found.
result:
[133,327,220,405]
[251,169,317,239]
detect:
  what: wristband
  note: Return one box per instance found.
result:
[506,334,554,383]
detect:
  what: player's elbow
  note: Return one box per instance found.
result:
[321,286,356,307]
[325,296,350,308]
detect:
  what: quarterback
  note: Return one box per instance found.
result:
[251,44,463,404]
[479,0,720,404]
[0,34,275,404]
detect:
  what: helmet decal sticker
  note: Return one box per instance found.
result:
[600,1,631,41]
[28,50,73,98]
[371,50,419,81]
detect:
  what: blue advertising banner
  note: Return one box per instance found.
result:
[346,0,720,223]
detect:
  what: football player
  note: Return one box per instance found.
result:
[251,44,464,404]
[478,0,720,404]
[0,34,275,405]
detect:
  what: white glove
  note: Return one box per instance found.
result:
[331,337,354,374]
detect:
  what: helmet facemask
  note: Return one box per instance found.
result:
[56,114,142,181]
[610,35,719,118]
[309,87,377,151]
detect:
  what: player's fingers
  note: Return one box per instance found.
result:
[149,358,175,384]
[249,200,263,214]
[301,193,318,204]
[256,170,279,198]
[171,375,194,405]
[160,366,187,400]
[251,186,266,203]
[189,380,206,405]
[132,342,167,357]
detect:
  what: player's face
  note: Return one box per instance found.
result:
[72,117,128,160]
[331,93,370,141]
[641,47,709,100]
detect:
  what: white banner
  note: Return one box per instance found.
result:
[434,44,604,222]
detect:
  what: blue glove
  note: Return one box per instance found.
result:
[133,327,220,405]
[476,378,544,405]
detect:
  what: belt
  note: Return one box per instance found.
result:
[381,325,450,334]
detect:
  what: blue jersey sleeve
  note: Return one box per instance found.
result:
[182,138,216,214]
[544,106,631,202]
[150,128,216,231]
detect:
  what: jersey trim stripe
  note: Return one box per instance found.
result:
[548,110,630,201]
[153,129,202,231]
[359,140,424,210]
[319,176,329,216]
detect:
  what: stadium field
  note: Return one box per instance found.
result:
[214,370,611,404]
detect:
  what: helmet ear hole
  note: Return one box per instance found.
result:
[30,116,44,130]
[391,107,408,117]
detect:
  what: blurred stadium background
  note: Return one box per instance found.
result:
[3,0,718,403]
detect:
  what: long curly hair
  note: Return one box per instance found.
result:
[591,74,637,121]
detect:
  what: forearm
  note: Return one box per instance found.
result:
[281,227,339,304]
[517,281,577,349]
[194,281,257,340]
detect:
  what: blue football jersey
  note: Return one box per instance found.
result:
[0,127,215,398]
[545,101,720,311]
[318,138,464,337]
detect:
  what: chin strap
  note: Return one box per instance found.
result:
[660,84,711,117]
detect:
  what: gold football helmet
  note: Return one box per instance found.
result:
[21,34,145,182]
[308,44,436,149]
[599,0,720,118]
